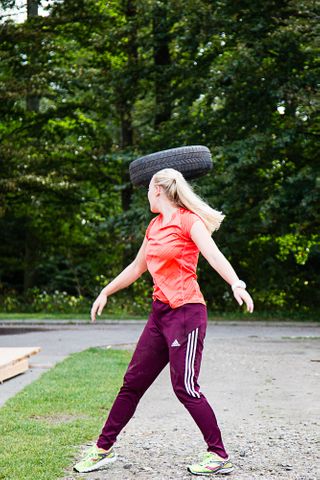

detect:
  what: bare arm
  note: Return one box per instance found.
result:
[190,220,254,312]
[91,236,148,322]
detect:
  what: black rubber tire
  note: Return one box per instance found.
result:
[129,145,212,187]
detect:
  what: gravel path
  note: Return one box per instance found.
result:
[60,324,320,480]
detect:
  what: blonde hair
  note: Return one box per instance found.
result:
[152,168,225,234]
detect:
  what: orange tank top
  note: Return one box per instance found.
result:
[145,207,206,309]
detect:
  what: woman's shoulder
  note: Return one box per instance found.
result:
[179,208,204,237]
[180,207,196,214]
[180,207,202,221]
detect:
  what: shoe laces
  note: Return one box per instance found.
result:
[200,452,224,464]
[84,445,106,459]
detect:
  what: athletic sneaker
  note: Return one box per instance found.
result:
[187,452,234,475]
[73,444,117,473]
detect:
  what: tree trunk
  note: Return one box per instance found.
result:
[23,0,40,293]
[23,228,38,292]
[117,0,137,269]
[153,1,172,128]
[26,0,40,111]
[27,0,38,17]
[120,0,136,213]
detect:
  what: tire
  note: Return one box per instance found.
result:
[129,145,213,187]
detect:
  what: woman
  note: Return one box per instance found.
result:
[74,168,254,475]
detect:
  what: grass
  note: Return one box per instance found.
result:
[0,312,146,321]
[0,348,132,480]
[0,309,319,322]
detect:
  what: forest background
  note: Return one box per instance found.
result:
[0,0,319,319]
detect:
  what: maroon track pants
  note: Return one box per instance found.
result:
[97,299,228,458]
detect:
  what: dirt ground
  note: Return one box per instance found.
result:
[60,323,320,480]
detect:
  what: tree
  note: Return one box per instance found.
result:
[0,0,318,315]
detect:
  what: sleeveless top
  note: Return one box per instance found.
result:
[145,207,206,309]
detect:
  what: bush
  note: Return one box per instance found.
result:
[0,281,152,316]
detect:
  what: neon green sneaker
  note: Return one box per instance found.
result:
[73,444,117,473]
[187,452,234,475]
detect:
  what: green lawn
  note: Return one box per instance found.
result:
[0,312,146,321]
[0,348,131,480]
[0,310,318,322]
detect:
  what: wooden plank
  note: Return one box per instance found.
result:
[0,347,41,382]
[0,358,29,383]
[0,347,41,368]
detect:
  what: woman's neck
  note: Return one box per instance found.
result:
[159,204,180,226]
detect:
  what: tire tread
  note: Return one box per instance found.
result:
[129,146,212,186]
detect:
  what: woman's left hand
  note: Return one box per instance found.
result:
[233,288,254,313]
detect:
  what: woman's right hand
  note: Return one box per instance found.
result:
[91,292,107,323]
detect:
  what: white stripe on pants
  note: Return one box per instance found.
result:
[184,328,200,398]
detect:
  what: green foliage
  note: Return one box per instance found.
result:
[0,0,319,316]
